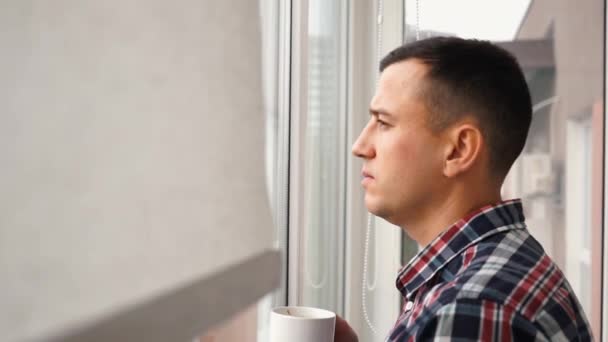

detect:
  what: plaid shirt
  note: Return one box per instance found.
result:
[387,199,593,341]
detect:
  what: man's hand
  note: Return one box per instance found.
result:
[334,315,358,342]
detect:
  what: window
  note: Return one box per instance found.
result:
[287,0,349,312]
[297,0,348,312]
[259,1,606,341]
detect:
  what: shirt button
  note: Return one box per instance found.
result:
[405,301,414,311]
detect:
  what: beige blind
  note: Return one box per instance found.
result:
[0,1,276,340]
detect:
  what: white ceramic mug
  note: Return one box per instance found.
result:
[269,306,336,342]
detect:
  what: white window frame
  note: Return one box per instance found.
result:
[602,2,608,338]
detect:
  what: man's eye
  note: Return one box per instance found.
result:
[377,119,389,129]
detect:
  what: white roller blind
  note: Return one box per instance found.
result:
[0,1,276,340]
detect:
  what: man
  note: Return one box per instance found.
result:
[337,37,592,341]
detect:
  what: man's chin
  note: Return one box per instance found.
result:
[364,196,386,217]
[364,196,403,226]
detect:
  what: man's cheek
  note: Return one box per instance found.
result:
[390,141,418,165]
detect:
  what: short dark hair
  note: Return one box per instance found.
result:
[380,36,532,178]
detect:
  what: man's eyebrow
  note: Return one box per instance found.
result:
[369,107,393,117]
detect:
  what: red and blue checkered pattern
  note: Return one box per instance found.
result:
[387,199,592,341]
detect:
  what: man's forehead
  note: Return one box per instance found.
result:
[372,60,429,107]
[379,59,429,90]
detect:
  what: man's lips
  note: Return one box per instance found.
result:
[361,170,374,187]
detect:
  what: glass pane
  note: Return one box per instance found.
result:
[300,0,346,312]
[403,0,604,338]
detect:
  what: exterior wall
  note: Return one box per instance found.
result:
[516,0,604,338]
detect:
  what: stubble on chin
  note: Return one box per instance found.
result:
[364,194,389,219]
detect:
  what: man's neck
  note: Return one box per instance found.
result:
[402,188,503,247]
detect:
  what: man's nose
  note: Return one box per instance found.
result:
[352,125,374,159]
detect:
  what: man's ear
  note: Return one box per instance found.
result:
[442,123,483,178]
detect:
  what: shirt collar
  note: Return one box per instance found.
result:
[396,199,526,299]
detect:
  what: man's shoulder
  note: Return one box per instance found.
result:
[430,264,591,340]
[439,228,566,319]
[398,228,592,341]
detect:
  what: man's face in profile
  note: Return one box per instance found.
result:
[352,60,447,226]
